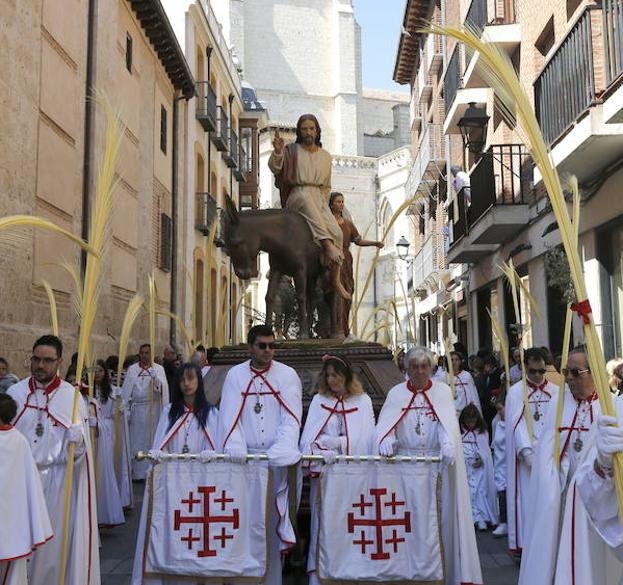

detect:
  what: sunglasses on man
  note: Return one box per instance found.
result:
[562,367,591,378]
[254,342,276,350]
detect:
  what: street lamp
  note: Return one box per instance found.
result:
[457,102,489,154]
[396,235,410,260]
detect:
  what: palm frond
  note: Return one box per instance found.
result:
[41,280,59,336]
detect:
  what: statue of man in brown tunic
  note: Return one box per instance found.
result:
[268,114,350,300]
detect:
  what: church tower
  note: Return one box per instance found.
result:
[216,0,364,156]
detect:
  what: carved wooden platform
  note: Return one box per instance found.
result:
[204,341,403,416]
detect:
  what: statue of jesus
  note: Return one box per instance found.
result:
[268,114,350,300]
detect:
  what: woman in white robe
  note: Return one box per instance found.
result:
[459,404,498,530]
[131,362,219,585]
[450,351,482,415]
[92,360,126,527]
[300,355,376,585]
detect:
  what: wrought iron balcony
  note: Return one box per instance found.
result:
[195,81,217,132]
[534,8,596,145]
[211,106,229,152]
[604,0,623,85]
[234,144,248,182]
[444,45,461,115]
[195,192,218,236]
[224,128,239,169]
[447,144,532,263]
[412,235,446,292]
[405,123,445,199]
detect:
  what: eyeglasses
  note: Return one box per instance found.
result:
[562,367,591,378]
[254,342,276,350]
[30,356,59,366]
[527,368,547,375]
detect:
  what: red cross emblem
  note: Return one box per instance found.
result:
[173,486,239,557]
[347,488,411,560]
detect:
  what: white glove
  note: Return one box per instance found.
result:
[88,416,98,428]
[441,443,455,467]
[225,447,248,464]
[519,447,535,468]
[148,449,166,462]
[379,438,395,457]
[198,450,216,463]
[66,424,84,446]
[596,415,623,470]
[321,450,338,465]
[318,436,343,451]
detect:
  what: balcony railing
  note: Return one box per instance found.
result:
[604,0,623,85]
[195,193,218,236]
[406,123,445,197]
[412,236,435,291]
[494,0,516,24]
[465,0,487,37]
[534,8,596,145]
[195,81,217,132]
[211,106,229,152]
[444,45,461,114]
[449,144,531,246]
[224,128,239,168]
[234,144,248,182]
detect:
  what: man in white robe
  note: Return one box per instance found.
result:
[122,343,169,480]
[7,334,100,585]
[218,324,302,585]
[376,346,483,585]
[519,347,614,585]
[505,347,558,554]
[576,395,623,584]
[0,394,53,585]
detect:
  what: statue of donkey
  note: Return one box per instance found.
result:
[222,196,339,339]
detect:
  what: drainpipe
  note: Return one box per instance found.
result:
[228,93,235,344]
[80,0,97,277]
[373,174,380,342]
[170,93,184,346]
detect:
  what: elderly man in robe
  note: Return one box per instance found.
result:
[269,114,350,300]
[376,346,483,585]
[519,347,620,584]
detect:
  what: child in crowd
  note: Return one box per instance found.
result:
[459,403,498,531]
[0,394,53,585]
[491,393,508,537]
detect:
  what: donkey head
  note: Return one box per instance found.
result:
[222,196,260,280]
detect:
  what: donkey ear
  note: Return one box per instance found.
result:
[224,195,239,226]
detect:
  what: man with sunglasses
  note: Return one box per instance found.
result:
[505,347,559,556]
[519,347,616,585]
[7,335,100,585]
[218,324,302,585]
[576,379,623,583]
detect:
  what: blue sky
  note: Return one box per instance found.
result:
[353,0,409,94]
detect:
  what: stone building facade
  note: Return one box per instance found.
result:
[208,0,412,340]
[396,0,623,358]
[0,0,194,376]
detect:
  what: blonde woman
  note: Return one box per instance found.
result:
[300,355,375,585]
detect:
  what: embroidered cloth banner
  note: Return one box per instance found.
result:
[318,461,443,584]
[144,460,270,581]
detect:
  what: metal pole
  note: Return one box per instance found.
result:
[136,450,441,463]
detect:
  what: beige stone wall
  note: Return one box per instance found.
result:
[0,0,189,377]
